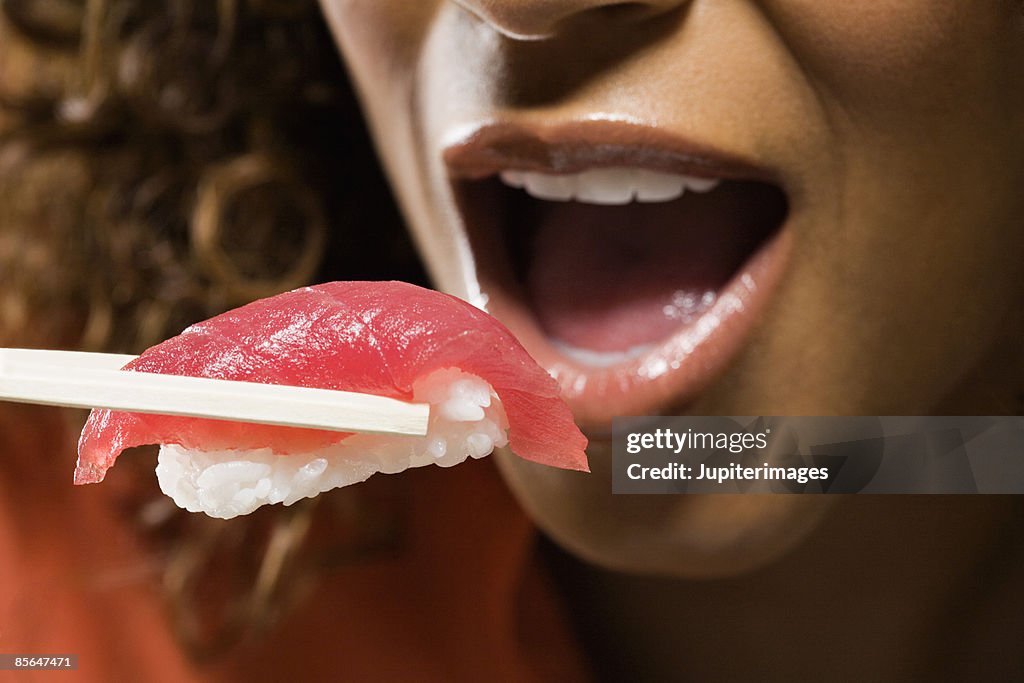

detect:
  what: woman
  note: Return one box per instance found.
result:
[2,0,1023,680]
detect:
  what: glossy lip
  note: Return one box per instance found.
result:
[443,119,793,430]
[444,119,785,187]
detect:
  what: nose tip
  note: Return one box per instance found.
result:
[452,0,688,40]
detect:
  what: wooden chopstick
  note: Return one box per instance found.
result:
[4,348,137,370]
[0,348,430,437]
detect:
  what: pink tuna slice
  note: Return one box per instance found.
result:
[76,281,589,484]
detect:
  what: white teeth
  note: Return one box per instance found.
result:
[523,172,577,201]
[634,169,686,202]
[683,176,720,193]
[498,167,720,204]
[574,168,635,205]
[499,170,525,188]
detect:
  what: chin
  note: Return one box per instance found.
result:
[495,443,833,578]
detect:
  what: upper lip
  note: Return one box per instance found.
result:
[442,119,784,187]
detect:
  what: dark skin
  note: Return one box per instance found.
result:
[548,496,1024,680]
[320,0,1024,676]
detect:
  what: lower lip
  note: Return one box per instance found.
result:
[478,227,792,430]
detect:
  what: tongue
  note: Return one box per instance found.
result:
[526,182,773,353]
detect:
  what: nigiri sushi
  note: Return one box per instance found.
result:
[76,281,588,519]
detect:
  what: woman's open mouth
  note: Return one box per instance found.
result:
[444,121,791,429]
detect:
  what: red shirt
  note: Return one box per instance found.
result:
[0,404,590,681]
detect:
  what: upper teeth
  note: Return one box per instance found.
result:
[498,167,720,204]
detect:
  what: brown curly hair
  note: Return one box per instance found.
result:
[0,0,424,351]
[0,0,425,661]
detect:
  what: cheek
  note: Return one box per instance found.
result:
[318,1,434,162]
[319,1,440,82]
[761,1,1023,117]
[318,0,454,277]
[729,0,1024,412]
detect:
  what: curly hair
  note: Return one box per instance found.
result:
[0,0,424,351]
[0,0,425,661]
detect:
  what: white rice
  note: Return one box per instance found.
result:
[155,368,509,519]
